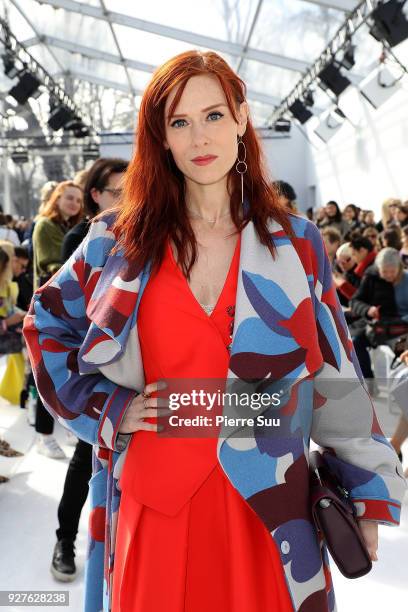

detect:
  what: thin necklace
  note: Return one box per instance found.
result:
[187,208,231,226]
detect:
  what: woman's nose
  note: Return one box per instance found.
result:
[190,123,210,147]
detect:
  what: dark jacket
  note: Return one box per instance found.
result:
[350,264,398,319]
[61,219,91,262]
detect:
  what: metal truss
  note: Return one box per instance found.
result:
[25,36,284,107]
[34,0,311,73]
[0,15,95,131]
[303,0,360,11]
[267,0,380,125]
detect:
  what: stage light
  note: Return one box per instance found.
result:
[359,65,402,108]
[11,147,29,164]
[318,61,351,97]
[314,108,346,143]
[303,90,315,107]
[340,44,356,70]
[64,116,90,138]
[273,118,291,132]
[2,50,21,79]
[369,0,408,47]
[8,72,41,105]
[289,99,313,124]
[83,143,100,162]
[48,104,73,131]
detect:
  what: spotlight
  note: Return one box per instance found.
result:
[48,104,73,131]
[64,116,90,138]
[11,147,29,164]
[314,108,346,143]
[340,44,356,70]
[8,72,41,105]
[273,118,291,132]
[2,50,21,79]
[369,0,408,47]
[289,99,313,124]
[318,61,351,97]
[82,143,100,162]
[359,65,401,109]
[303,90,315,107]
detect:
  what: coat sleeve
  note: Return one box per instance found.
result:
[350,274,372,319]
[308,221,407,525]
[23,217,138,452]
[33,218,63,277]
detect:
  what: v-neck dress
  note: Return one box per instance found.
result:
[111,234,293,612]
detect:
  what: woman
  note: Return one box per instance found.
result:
[380,227,402,251]
[351,248,408,387]
[396,203,408,230]
[23,51,406,612]
[362,225,380,249]
[31,180,83,459]
[376,198,401,232]
[319,201,350,239]
[343,203,361,232]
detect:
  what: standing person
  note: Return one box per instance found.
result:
[0,243,26,477]
[23,50,406,612]
[51,158,128,582]
[32,181,83,459]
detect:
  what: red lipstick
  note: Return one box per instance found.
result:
[191,155,218,166]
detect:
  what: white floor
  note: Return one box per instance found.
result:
[0,369,407,611]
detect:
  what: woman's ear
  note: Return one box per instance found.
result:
[163,140,170,150]
[237,101,249,137]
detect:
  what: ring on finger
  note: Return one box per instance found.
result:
[142,389,151,399]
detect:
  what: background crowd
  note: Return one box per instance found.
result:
[1,169,408,582]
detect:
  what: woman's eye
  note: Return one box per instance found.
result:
[208,111,224,121]
[171,119,187,128]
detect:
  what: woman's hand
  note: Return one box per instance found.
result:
[400,349,408,366]
[358,520,379,561]
[118,380,169,434]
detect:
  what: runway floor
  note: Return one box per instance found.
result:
[0,377,407,611]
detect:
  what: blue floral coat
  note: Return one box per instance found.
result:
[23,211,407,612]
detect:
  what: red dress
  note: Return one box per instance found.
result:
[111,235,293,612]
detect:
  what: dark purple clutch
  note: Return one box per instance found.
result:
[309,451,373,579]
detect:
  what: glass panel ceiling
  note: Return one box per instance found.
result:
[0,0,397,134]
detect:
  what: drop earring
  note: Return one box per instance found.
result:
[235,136,247,205]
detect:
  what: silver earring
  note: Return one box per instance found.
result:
[236,136,247,205]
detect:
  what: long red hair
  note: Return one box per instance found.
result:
[111,50,294,277]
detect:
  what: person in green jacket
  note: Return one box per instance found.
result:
[32,180,83,291]
[32,180,83,458]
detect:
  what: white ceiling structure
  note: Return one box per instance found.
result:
[0,0,395,132]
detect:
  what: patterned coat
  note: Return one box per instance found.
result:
[23,211,407,612]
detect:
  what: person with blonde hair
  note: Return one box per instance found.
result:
[32,180,83,459]
[376,197,402,232]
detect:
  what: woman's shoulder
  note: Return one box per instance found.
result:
[33,216,58,234]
